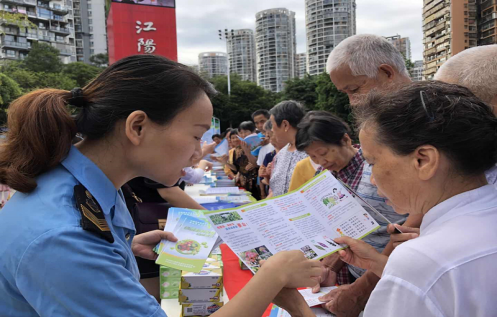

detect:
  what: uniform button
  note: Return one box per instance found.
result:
[125,233,131,240]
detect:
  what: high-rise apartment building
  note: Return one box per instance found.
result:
[255,8,296,92]
[226,29,256,82]
[478,0,497,45]
[295,52,307,78]
[198,52,228,78]
[423,0,478,79]
[0,0,76,63]
[305,0,356,76]
[73,0,107,63]
[385,35,411,60]
[411,60,424,81]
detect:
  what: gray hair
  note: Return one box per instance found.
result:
[434,45,497,105]
[263,119,272,131]
[326,34,409,78]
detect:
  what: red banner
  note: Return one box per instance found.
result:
[107,2,177,64]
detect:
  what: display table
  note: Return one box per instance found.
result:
[160,244,273,317]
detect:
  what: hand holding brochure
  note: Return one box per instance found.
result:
[202,171,380,273]
[237,134,262,154]
[211,139,229,157]
[156,214,219,272]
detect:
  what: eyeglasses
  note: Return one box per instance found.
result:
[419,91,435,123]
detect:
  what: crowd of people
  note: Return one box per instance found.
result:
[0,34,496,316]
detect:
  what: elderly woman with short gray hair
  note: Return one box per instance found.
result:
[332,81,497,316]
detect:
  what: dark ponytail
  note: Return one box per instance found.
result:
[0,55,216,193]
[0,89,76,193]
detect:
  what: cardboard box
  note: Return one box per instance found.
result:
[160,288,180,300]
[160,266,182,278]
[181,268,223,289]
[179,288,222,303]
[181,302,224,316]
[160,277,181,289]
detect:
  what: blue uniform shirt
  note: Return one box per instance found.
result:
[0,146,167,316]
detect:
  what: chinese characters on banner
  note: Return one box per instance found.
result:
[136,21,157,54]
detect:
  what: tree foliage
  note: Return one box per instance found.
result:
[89,53,109,68]
[208,72,352,132]
[23,42,63,73]
[0,72,22,124]
[62,62,101,87]
[209,74,280,130]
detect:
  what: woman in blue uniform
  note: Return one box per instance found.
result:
[0,55,320,316]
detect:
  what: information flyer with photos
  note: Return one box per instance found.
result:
[202,171,380,273]
[156,214,218,272]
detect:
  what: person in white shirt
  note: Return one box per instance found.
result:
[330,81,497,316]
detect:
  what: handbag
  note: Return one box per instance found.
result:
[122,184,171,234]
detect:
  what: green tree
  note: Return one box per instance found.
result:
[3,61,76,92]
[62,62,102,87]
[0,72,22,124]
[314,72,353,130]
[281,75,318,109]
[23,42,63,73]
[210,74,279,130]
[89,53,109,68]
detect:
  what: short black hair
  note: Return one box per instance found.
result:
[229,129,238,136]
[270,100,306,128]
[238,121,256,132]
[252,109,270,120]
[212,134,222,140]
[296,111,350,151]
[355,80,497,176]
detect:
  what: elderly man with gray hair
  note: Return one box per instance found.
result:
[326,34,412,107]
[314,34,422,317]
[434,44,497,111]
[434,45,497,186]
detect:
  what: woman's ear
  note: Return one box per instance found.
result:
[413,145,440,181]
[125,110,148,146]
[341,133,352,147]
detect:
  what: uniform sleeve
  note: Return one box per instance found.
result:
[16,226,167,317]
[364,274,443,317]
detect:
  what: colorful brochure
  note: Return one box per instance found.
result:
[237,134,262,155]
[156,215,218,272]
[202,171,380,273]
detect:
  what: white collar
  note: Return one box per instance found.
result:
[420,185,497,234]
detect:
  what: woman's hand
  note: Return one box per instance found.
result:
[259,165,268,178]
[240,141,251,154]
[197,160,213,172]
[219,154,229,165]
[259,250,321,288]
[387,224,420,248]
[131,230,177,260]
[273,288,316,317]
[333,236,388,278]
[246,162,257,171]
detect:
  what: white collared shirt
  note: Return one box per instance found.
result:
[365,185,497,316]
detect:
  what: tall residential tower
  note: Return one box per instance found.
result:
[198,51,228,78]
[226,29,256,82]
[255,8,296,92]
[0,0,76,63]
[305,0,356,76]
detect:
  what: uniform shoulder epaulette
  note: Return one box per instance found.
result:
[74,184,114,243]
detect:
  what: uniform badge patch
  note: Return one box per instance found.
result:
[74,184,114,243]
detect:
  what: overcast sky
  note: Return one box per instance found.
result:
[175,0,423,66]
